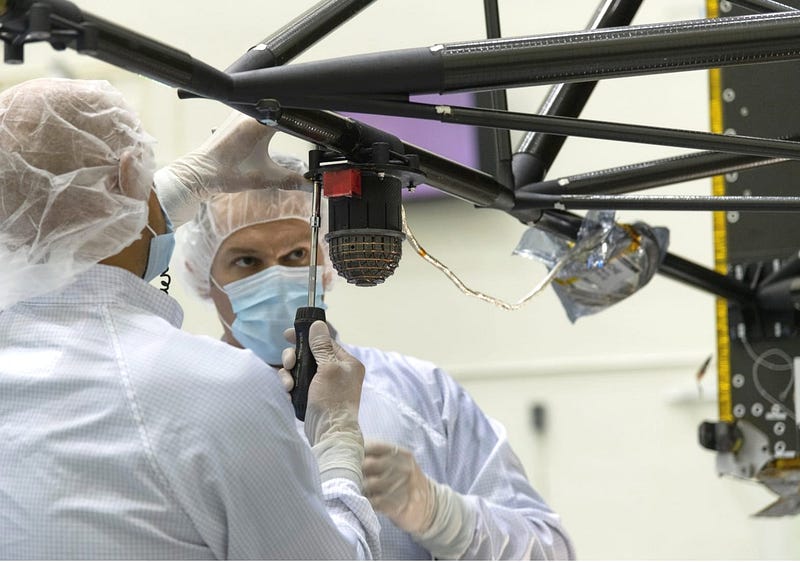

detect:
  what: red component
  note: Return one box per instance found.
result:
[323,168,362,198]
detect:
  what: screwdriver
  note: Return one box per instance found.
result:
[290,175,326,421]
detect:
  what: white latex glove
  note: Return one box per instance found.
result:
[153,111,308,226]
[277,346,296,393]
[279,321,366,485]
[362,441,436,534]
[363,441,476,559]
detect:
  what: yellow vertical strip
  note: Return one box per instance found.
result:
[707,0,732,422]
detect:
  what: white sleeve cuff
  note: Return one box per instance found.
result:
[411,481,477,560]
[311,427,365,489]
[153,167,202,228]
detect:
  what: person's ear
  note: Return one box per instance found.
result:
[118,149,153,202]
[184,260,211,299]
[118,150,137,196]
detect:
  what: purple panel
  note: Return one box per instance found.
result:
[344,92,480,199]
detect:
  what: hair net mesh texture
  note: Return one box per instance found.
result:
[179,154,334,298]
[0,78,156,308]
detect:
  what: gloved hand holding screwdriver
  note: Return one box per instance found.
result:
[280,321,366,485]
[282,332,476,558]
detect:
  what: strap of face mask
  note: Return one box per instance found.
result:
[209,275,235,334]
[217,311,234,333]
[210,274,226,294]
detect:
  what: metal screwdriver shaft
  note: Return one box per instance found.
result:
[290,177,327,421]
[307,176,322,306]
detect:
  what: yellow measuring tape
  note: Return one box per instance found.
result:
[706,0,733,423]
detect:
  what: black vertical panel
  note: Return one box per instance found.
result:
[717,0,800,461]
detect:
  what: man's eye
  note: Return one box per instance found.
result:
[233,256,259,268]
[287,248,308,262]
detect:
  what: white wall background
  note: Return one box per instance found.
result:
[5,0,800,558]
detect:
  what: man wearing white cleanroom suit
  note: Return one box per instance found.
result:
[0,79,380,559]
[170,149,575,560]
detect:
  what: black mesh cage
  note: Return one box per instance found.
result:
[325,171,405,286]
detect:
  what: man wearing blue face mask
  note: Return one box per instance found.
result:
[0,79,382,559]
[182,185,331,368]
[178,155,575,560]
[210,261,325,365]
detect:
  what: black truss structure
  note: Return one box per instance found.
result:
[2,0,800,302]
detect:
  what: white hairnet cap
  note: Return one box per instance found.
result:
[0,78,156,308]
[179,153,335,299]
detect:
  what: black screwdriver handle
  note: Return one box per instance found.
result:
[290,306,327,421]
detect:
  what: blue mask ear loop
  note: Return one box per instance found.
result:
[145,207,174,293]
[210,274,237,340]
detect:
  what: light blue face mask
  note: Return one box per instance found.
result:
[214,265,326,366]
[143,204,175,283]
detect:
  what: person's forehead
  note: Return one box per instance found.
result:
[218,218,309,254]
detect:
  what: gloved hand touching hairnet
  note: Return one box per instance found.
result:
[154,111,308,226]
[363,441,477,559]
[280,321,366,485]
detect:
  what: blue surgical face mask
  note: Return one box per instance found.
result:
[143,204,175,283]
[214,265,326,366]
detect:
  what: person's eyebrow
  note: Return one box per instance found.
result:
[221,246,261,255]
